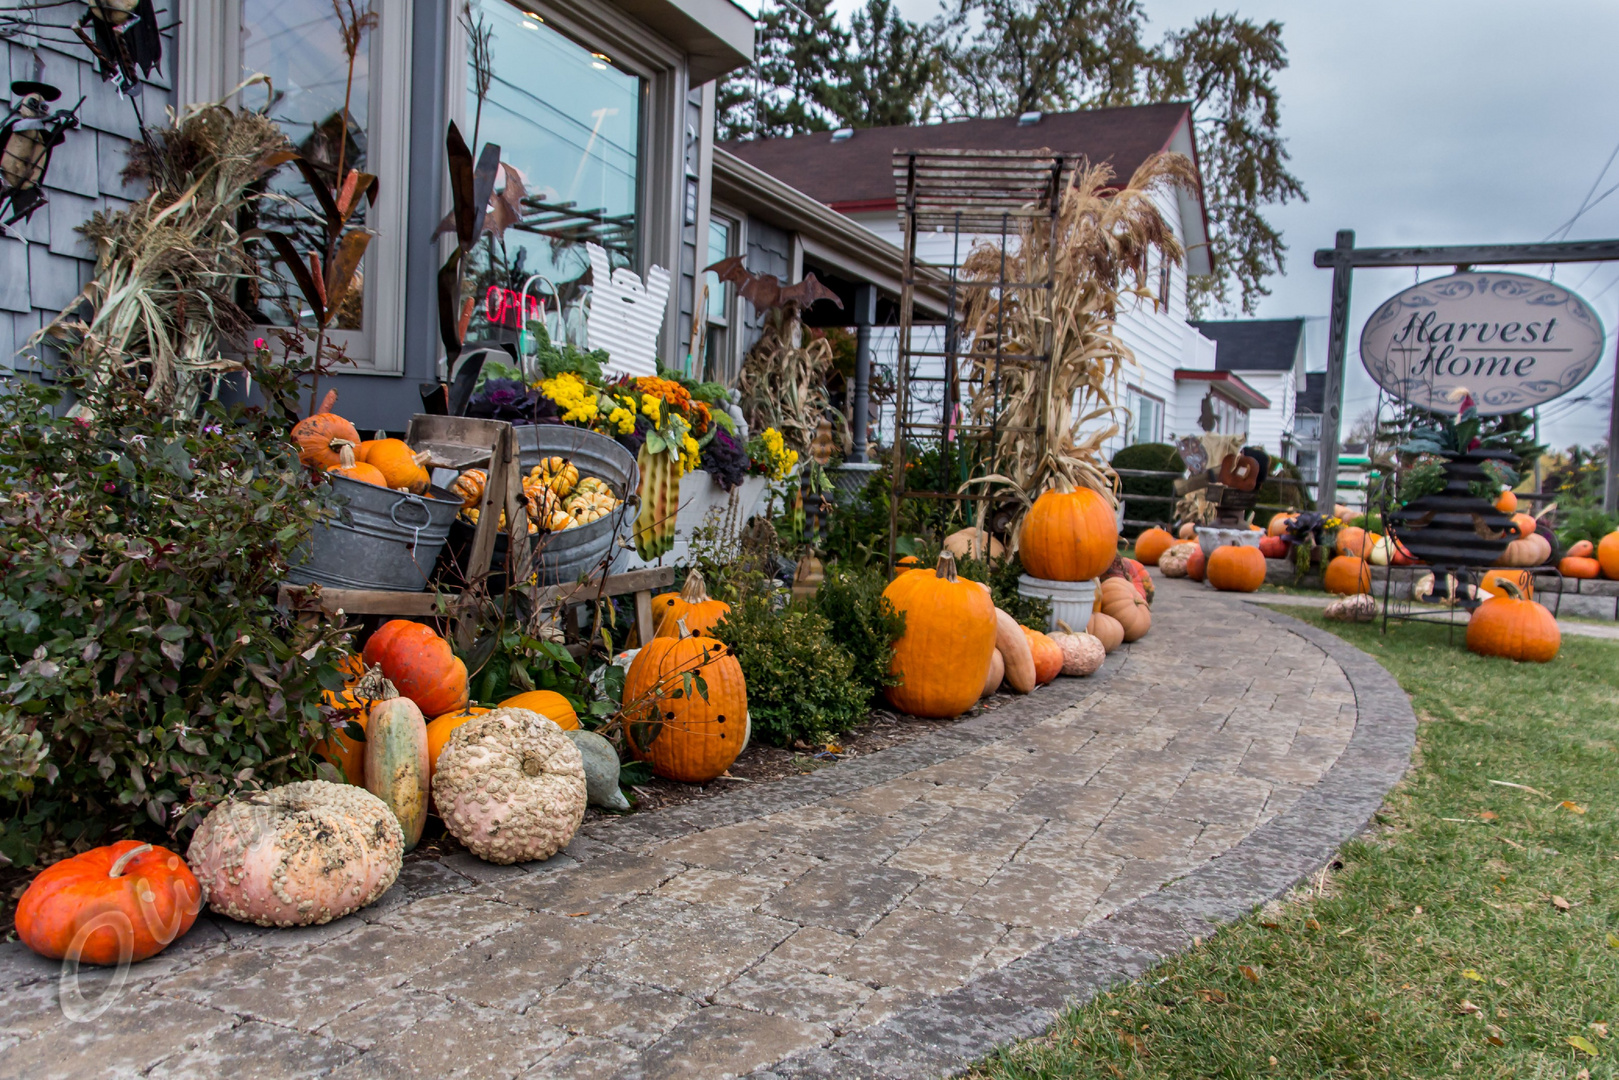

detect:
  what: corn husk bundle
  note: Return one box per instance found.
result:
[35,85,290,416]
[736,307,841,458]
[954,153,1199,533]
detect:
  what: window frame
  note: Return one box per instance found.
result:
[446,0,688,367]
[1125,384,1165,445]
[177,0,413,376]
[702,201,742,382]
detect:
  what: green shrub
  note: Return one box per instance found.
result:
[1110,442,1184,537]
[1557,507,1619,551]
[712,595,867,746]
[812,566,905,704]
[0,353,349,867]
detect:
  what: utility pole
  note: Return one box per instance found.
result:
[1605,337,1619,512]
[1318,229,1355,512]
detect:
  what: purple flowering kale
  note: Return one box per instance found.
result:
[701,425,748,491]
[467,378,559,425]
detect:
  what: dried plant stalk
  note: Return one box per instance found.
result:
[34,89,290,415]
[736,307,841,456]
[954,153,1199,523]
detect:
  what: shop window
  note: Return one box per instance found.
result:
[462,1,644,344]
[703,213,736,381]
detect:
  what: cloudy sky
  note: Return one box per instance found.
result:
[828,0,1619,448]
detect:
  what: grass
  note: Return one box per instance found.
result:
[975,611,1619,1079]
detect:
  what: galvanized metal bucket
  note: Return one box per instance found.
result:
[286,475,463,592]
[515,424,638,585]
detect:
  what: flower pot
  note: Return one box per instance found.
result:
[1387,450,1517,570]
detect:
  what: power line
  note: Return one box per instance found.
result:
[1547,136,1619,240]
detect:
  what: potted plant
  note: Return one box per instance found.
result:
[1386,395,1521,569]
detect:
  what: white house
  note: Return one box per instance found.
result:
[1186,318,1308,460]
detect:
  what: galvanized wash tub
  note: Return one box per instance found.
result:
[286,475,464,592]
[515,424,638,585]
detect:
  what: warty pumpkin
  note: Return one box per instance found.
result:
[1023,627,1063,684]
[1323,555,1371,596]
[362,620,469,718]
[882,553,998,716]
[1596,531,1619,579]
[1049,621,1105,676]
[1097,577,1151,641]
[426,705,494,779]
[16,842,201,965]
[1157,542,1197,578]
[623,622,749,782]
[1205,544,1267,593]
[1466,579,1559,663]
[290,390,359,472]
[994,608,1037,693]
[497,689,580,730]
[1559,555,1601,579]
[1132,527,1175,566]
[654,568,732,638]
[433,708,587,864]
[1019,482,1119,582]
[361,438,432,493]
[1087,610,1124,652]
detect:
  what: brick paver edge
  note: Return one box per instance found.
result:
[752,603,1419,1079]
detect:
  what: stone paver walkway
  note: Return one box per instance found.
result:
[0,580,1415,1080]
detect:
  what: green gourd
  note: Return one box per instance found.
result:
[364,695,430,851]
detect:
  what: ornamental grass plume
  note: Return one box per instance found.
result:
[956,152,1200,525]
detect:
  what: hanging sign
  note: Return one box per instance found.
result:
[1359,271,1605,415]
[585,242,670,379]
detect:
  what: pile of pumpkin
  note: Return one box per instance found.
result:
[1135,525,1270,594]
[290,393,436,493]
[450,456,622,536]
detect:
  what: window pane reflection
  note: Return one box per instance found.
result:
[465,1,642,343]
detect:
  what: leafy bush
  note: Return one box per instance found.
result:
[1557,507,1619,551]
[712,595,867,746]
[812,566,905,704]
[0,353,349,866]
[1110,442,1184,536]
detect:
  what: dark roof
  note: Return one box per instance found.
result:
[1296,372,1327,414]
[720,102,1193,211]
[1190,318,1306,373]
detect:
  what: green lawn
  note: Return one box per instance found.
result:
[975,611,1619,1079]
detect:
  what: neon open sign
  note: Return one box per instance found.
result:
[485,286,543,331]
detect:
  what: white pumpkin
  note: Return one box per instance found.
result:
[432,708,587,865]
[1367,536,1393,567]
[1324,593,1377,622]
[1413,572,1474,606]
[1048,621,1106,676]
[1157,542,1198,579]
[187,780,403,927]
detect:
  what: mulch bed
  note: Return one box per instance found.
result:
[2,694,1021,940]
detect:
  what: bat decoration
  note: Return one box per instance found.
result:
[705,256,844,312]
[75,0,164,96]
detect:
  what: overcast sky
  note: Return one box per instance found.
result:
[828,0,1619,448]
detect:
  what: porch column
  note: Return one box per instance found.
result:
[851,284,877,462]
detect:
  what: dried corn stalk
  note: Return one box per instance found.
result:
[34,88,289,415]
[736,307,842,457]
[955,153,1199,526]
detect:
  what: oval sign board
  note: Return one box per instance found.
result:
[1359,271,1605,414]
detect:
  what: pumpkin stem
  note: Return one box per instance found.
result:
[1493,578,1526,601]
[679,568,710,604]
[675,615,692,640]
[935,551,960,581]
[1056,620,1073,633]
[332,441,358,469]
[352,664,399,703]
[412,449,434,468]
[109,843,153,878]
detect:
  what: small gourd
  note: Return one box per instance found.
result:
[1049,620,1105,676]
[1023,626,1063,684]
[449,468,487,509]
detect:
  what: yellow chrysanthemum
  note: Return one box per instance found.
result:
[641,396,661,424]
[608,407,636,435]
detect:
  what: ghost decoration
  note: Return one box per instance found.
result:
[585,242,671,379]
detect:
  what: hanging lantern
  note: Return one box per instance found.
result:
[74,0,164,96]
[0,82,84,230]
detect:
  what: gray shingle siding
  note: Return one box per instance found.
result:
[2,29,174,377]
[741,217,789,353]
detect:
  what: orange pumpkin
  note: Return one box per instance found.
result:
[1466,579,1559,663]
[1097,577,1151,641]
[623,625,748,783]
[1510,512,1537,540]
[1335,527,1379,558]
[1185,544,1206,582]
[1258,534,1288,559]
[1133,527,1175,567]
[1087,610,1124,652]
[1599,532,1619,580]
[654,569,731,638]
[496,690,580,729]
[1495,489,1518,514]
[290,390,359,472]
[1324,555,1371,595]
[1479,568,1534,600]
[1023,627,1063,684]
[362,620,469,718]
[361,439,432,493]
[1266,512,1297,537]
[1206,545,1267,593]
[1019,483,1119,582]
[1558,556,1601,580]
[426,706,493,778]
[1567,539,1595,559]
[883,553,998,716]
[327,441,387,487]
[16,842,201,965]
[317,688,371,785]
